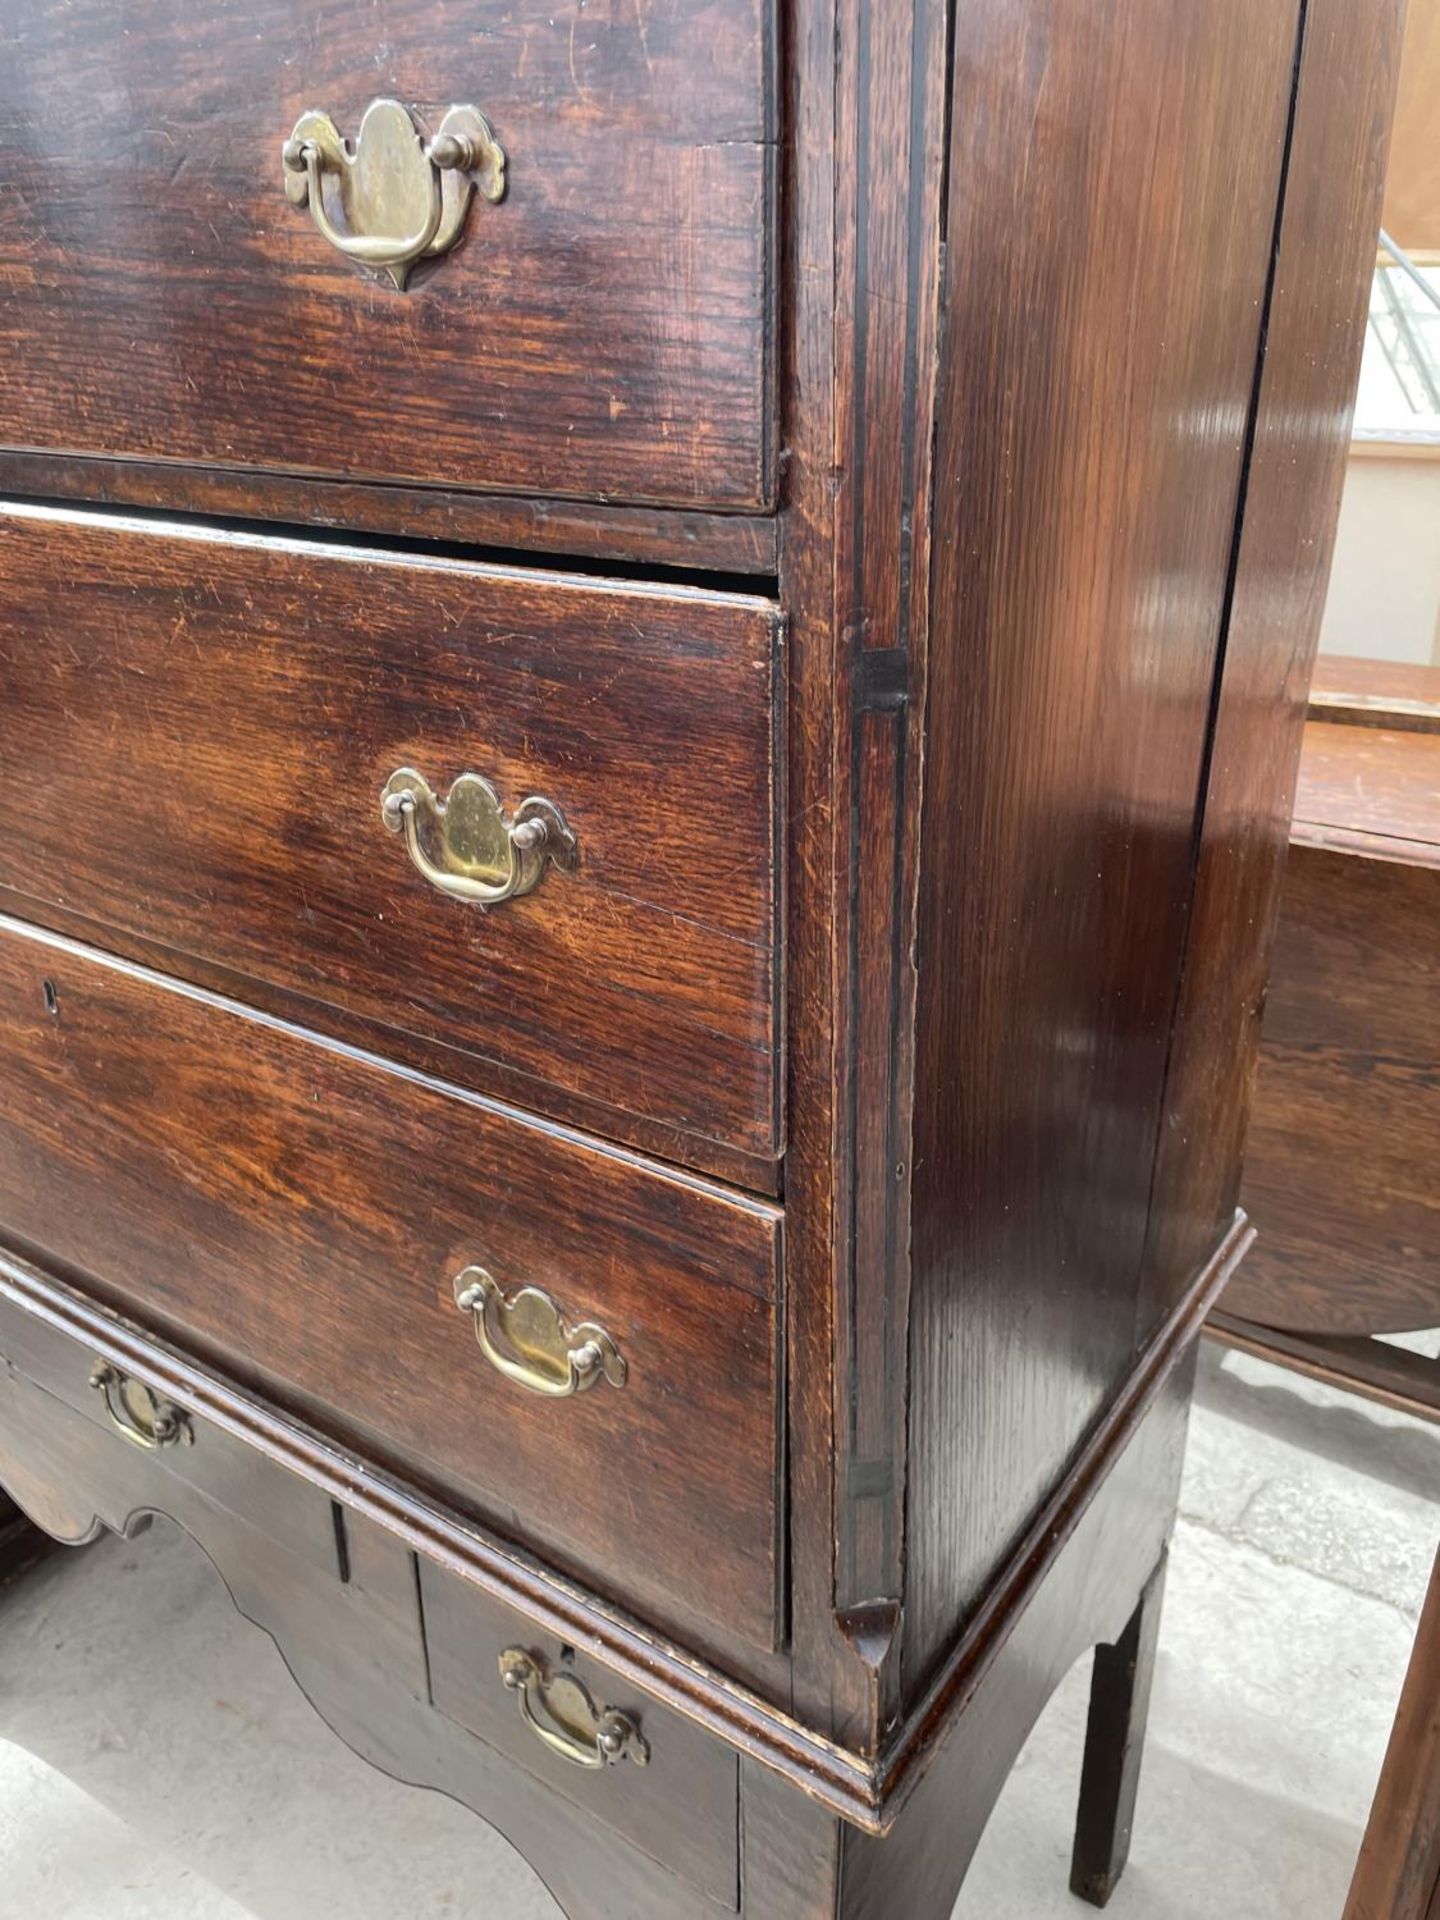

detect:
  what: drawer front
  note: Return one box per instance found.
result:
[420,1557,739,1907]
[0,0,773,511]
[0,505,781,1165]
[0,1285,342,1584]
[0,917,784,1650]
[0,1285,738,1907]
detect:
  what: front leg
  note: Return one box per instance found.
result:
[1070,1555,1169,1907]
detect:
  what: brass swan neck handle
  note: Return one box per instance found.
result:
[380,768,577,908]
[499,1650,650,1771]
[89,1362,194,1451]
[287,135,445,270]
[453,1269,626,1398]
[282,99,506,290]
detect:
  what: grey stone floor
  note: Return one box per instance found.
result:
[0,1339,1436,1919]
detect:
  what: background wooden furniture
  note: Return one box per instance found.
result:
[1218,667,1440,1915]
[0,0,1405,1913]
[1346,1546,1440,1920]
[1217,662,1440,1425]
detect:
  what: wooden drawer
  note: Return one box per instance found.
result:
[0,1283,342,1584]
[0,916,784,1651]
[0,0,774,512]
[0,1284,738,1907]
[0,504,782,1168]
[421,1558,739,1907]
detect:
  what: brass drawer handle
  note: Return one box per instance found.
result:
[282,98,506,291]
[500,1650,650,1771]
[89,1362,194,1452]
[381,769,577,908]
[453,1268,626,1398]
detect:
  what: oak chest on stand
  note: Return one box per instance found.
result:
[0,0,1405,1911]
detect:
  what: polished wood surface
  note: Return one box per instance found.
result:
[0,505,782,1168]
[0,917,783,1655]
[1346,1547,1440,1920]
[822,1351,1196,1920]
[0,0,775,511]
[773,0,950,1745]
[905,0,1304,1680]
[0,0,1405,1907]
[0,1251,805,1768]
[1141,0,1408,1322]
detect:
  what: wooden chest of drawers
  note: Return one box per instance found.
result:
[0,0,1405,1912]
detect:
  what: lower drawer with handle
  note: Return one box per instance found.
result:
[0,1282,737,1906]
[0,915,783,1654]
[420,1555,740,1908]
[0,1276,337,1578]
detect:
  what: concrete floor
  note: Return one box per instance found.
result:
[0,1340,1435,1920]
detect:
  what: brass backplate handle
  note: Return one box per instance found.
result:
[89,1362,194,1452]
[282,98,506,290]
[381,768,577,908]
[499,1650,650,1771]
[453,1268,626,1398]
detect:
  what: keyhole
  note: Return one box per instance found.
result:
[42,979,58,1016]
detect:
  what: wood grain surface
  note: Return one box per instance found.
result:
[904,0,1302,1682]
[1292,722,1440,859]
[1230,842,1440,1336]
[1141,0,1408,1325]
[0,451,782,577]
[0,915,784,1652]
[830,1352,1196,1920]
[1309,654,1440,717]
[0,0,775,510]
[0,504,782,1166]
